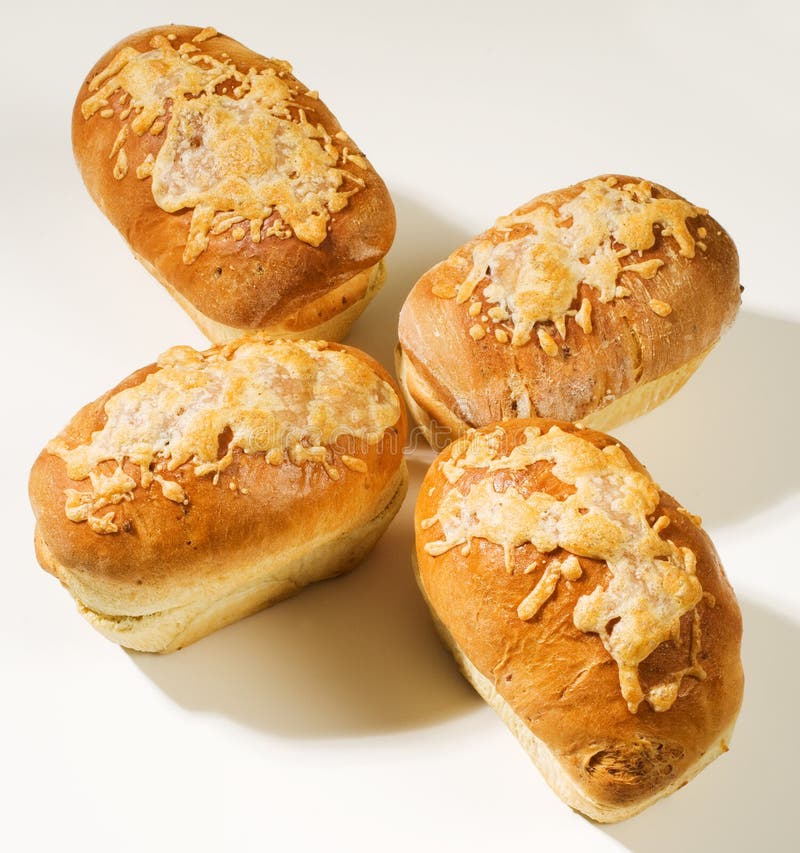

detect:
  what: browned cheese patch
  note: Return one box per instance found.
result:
[421,426,706,713]
[48,339,400,534]
[81,33,366,262]
[433,177,706,353]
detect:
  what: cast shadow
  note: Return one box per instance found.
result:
[133,452,479,738]
[603,598,797,852]
[614,310,800,527]
[347,193,472,371]
[133,196,474,737]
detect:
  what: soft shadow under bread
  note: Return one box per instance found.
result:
[133,451,480,737]
[614,310,800,526]
[603,598,797,851]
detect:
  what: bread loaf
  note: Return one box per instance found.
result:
[30,336,407,652]
[414,418,743,821]
[398,176,740,449]
[72,25,395,343]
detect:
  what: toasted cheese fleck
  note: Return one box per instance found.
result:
[341,455,368,473]
[574,297,592,334]
[469,324,486,341]
[442,178,706,353]
[48,338,400,535]
[135,153,154,179]
[112,149,128,180]
[624,258,664,279]
[422,426,705,713]
[517,554,582,620]
[192,26,218,43]
[109,125,129,159]
[536,327,559,357]
[649,299,673,317]
[678,506,702,527]
[81,33,363,262]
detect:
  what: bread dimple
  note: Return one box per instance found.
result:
[415,419,743,813]
[398,175,740,430]
[72,25,395,330]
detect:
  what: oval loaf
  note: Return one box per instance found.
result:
[72,25,396,343]
[414,418,743,821]
[398,175,740,449]
[30,336,408,652]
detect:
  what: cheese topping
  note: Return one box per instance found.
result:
[81,32,364,262]
[434,178,706,351]
[422,426,705,713]
[49,339,400,535]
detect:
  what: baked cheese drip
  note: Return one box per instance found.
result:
[81,31,366,262]
[48,339,400,535]
[434,177,706,353]
[421,426,705,713]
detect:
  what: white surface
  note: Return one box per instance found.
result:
[2,2,798,851]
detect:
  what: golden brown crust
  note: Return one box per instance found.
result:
[414,419,743,818]
[72,25,395,337]
[398,176,740,438]
[394,342,470,451]
[29,339,407,644]
[154,260,386,345]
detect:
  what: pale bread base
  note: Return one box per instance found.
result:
[394,344,470,451]
[396,344,713,450]
[577,346,712,432]
[413,553,735,823]
[137,256,386,345]
[39,464,407,653]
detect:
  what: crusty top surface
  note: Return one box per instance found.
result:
[30,336,406,609]
[72,25,395,328]
[415,419,743,807]
[399,175,740,426]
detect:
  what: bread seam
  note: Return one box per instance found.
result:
[397,342,714,447]
[138,254,386,344]
[577,345,714,432]
[40,463,408,652]
[394,344,470,451]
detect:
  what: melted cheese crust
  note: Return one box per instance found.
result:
[422,426,705,713]
[434,177,706,352]
[48,339,400,535]
[81,32,364,262]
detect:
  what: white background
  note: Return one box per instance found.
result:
[2,2,798,851]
